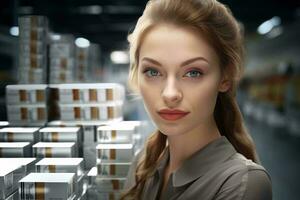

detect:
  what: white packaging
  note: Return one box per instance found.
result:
[7,104,47,126]
[35,158,84,179]
[97,124,135,144]
[19,28,46,41]
[20,41,45,55]
[59,102,123,121]
[19,173,75,200]
[96,143,134,162]
[18,68,45,84]
[50,43,74,58]
[50,58,74,70]
[0,127,40,142]
[6,84,47,105]
[39,127,82,143]
[19,54,45,69]
[18,16,48,29]
[32,142,76,158]
[97,161,131,177]
[0,142,31,157]
[95,177,126,192]
[0,158,37,175]
[0,165,25,199]
[50,83,125,103]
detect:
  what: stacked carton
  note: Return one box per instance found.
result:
[49,83,124,122]
[18,15,48,84]
[19,173,76,200]
[49,33,75,84]
[35,158,86,199]
[6,85,48,126]
[87,121,142,200]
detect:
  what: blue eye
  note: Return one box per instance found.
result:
[143,68,161,77]
[185,70,202,78]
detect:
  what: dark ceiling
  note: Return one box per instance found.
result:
[0,0,299,53]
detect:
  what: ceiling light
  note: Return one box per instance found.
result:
[10,26,19,36]
[110,51,129,64]
[257,16,281,35]
[75,37,90,48]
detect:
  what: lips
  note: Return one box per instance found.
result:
[158,109,189,121]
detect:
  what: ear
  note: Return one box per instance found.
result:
[218,75,231,92]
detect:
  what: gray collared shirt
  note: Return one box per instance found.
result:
[124,136,272,200]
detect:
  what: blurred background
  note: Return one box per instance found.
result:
[0,0,299,199]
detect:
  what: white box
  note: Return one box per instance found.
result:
[32,142,76,158]
[35,158,84,178]
[0,164,25,199]
[96,124,135,144]
[6,85,47,105]
[95,177,126,192]
[19,173,75,200]
[96,143,134,162]
[97,161,131,177]
[7,104,47,126]
[39,127,82,143]
[0,127,40,142]
[0,142,31,157]
[0,158,37,175]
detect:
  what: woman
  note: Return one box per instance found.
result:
[122,0,272,199]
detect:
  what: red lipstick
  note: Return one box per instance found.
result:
[157,109,189,121]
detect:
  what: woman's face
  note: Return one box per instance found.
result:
[137,24,229,137]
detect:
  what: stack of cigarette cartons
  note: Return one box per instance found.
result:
[35,158,85,198]
[18,15,48,84]
[6,84,48,126]
[87,167,125,200]
[49,33,75,84]
[38,127,83,157]
[85,121,143,199]
[0,164,27,199]
[48,83,125,122]
[0,127,40,157]
[32,142,77,158]
[75,47,89,82]
[19,173,76,200]
[0,142,31,157]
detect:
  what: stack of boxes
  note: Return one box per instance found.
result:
[18,15,48,84]
[87,121,142,199]
[49,33,75,84]
[35,158,86,199]
[75,47,89,82]
[6,85,48,126]
[32,127,82,158]
[49,83,124,122]
[0,127,40,157]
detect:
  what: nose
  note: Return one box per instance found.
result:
[162,78,182,105]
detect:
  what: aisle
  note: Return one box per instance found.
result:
[245,117,300,200]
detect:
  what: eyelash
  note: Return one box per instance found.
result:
[142,67,203,78]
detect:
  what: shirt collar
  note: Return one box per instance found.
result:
[156,136,237,187]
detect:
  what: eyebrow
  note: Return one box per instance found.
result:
[141,56,209,67]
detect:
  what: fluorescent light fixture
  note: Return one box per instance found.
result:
[10,26,19,36]
[75,37,90,48]
[50,34,61,41]
[110,51,129,64]
[257,16,281,35]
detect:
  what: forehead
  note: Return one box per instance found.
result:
[139,24,219,66]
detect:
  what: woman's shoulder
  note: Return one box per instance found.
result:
[214,153,272,200]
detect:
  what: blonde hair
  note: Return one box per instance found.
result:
[122,0,258,199]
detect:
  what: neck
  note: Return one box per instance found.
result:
[166,118,221,173]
